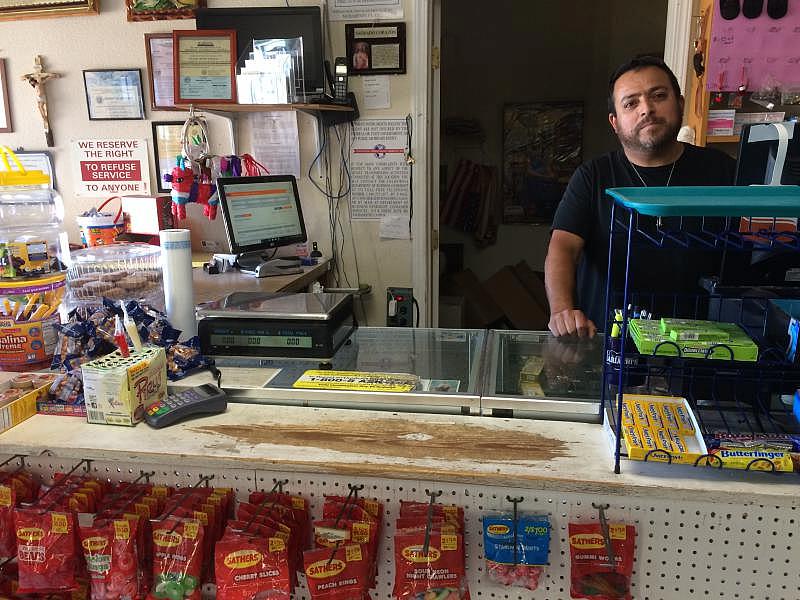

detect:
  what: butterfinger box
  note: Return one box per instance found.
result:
[83,347,166,426]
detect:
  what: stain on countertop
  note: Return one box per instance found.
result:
[191,417,568,463]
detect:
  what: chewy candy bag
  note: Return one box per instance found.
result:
[0,484,16,559]
[569,522,636,600]
[148,518,205,600]
[483,515,550,590]
[14,508,78,594]
[393,530,468,600]
[303,543,371,600]
[215,532,291,600]
[80,518,141,599]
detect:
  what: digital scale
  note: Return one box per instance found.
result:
[197,292,356,361]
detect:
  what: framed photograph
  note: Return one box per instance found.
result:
[126,0,204,22]
[173,29,237,105]
[502,101,584,224]
[83,69,145,120]
[0,59,10,133]
[345,22,406,76]
[0,0,98,21]
[145,33,179,111]
[152,121,183,193]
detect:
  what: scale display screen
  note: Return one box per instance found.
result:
[210,334,313,348]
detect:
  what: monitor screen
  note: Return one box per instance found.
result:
[735,121,800,186]
[217,175,307,255]
[196,6,325,97]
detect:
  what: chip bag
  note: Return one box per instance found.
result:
[14,508,78,594]
[568,522,636,600]
[79,518,141,600]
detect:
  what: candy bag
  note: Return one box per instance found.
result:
[393,529,468,600]
[0,484,16,558]
[569,522,636,600]
[79,518,141,599]
[215,532,291,600]
[303,543,370,600]
[14,508,78,594]
[483,515,550,590]
[149,518,205,600]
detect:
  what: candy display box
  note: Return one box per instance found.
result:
[82,347,166,426]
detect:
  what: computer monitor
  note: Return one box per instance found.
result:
[734,121,800,186]
[217,175,307,262]
[196,6,326,98]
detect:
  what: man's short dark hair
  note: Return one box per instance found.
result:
[607,56,682,115]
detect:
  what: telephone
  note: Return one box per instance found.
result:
[333,57,349,102]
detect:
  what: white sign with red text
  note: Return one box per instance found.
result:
[71,138,151,197]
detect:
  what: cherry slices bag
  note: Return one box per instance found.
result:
[215,532,291,600]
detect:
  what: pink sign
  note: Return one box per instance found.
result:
[707,1,800,91]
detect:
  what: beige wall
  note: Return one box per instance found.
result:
[440,0,668,281]
[0,0,414,325]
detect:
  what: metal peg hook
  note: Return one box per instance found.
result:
[274,478,290,494]
[592,502,616,572]
[422,490,443,556]
[506,496,524,566]
[0,454,26,469]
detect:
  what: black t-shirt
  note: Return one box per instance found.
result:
[551,143,736,328]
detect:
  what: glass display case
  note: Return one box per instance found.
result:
[214,327,487,415]
[482,330,603,420]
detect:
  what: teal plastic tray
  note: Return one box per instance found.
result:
[606,186,800,217]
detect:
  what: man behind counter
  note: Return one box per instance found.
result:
[545,56,735,338]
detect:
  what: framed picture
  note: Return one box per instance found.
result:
[173,29,237,104]
[0,59,11,133]
[0,0,98,21]
[345,22,406,75]
[83,69,145,121]
[152,121,183,193]
[126,0,204,22]
[145,33,179,110]
[502,101,584,224]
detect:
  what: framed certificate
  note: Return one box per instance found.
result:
[0,59,11,133]
[145,33,181,111]
[0,0,98,21]
[173,29,237,104]
[152,121,184,193]
[83,69,145,120]
[346,22,406,76]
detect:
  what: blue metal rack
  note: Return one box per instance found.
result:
[602,185,800,474]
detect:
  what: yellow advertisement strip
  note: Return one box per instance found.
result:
[293,370,418,392]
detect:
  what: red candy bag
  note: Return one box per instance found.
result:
[80,518,141,600]
[0,484,17,559]
[393,530,468,600]
[14,508,78,594]
[303,544,370,600]
[568,522,636,600]
[215,532,291,600]
[148,518,205,600]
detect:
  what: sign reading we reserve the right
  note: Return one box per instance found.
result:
[71,138,151,198]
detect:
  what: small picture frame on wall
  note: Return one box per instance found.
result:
[83,69,145,120]
[126,0,205,22]
[173,29,237,104]
[0,59,11,133]
[345,22,406,75]
[0,0,98,21]
[152,121,183,193]
[145,33,179,110]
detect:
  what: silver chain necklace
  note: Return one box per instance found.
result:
[628,157,677,187]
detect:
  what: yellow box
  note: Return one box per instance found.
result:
[0,379,49,434]
[82,347,167,426]
[620,401,635,426]
[631,401,650,427]
[672,403,696,435]
[646,402,664,429]
[655,428,675,453]
[659,403,680,430]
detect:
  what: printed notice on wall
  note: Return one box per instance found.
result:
[248,112,301,178]
[350,119,410,220]
[71,138,151,197]
[329,0,403,21]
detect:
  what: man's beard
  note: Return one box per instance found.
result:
[618,116,681,153]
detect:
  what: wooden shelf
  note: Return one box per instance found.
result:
[175,102,353,113]
[707,134,740,144]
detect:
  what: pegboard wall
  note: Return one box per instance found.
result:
[9,455,800,600]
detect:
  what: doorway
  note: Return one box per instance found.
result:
[435,0,669,330]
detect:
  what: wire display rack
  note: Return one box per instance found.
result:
[601,185,800,474]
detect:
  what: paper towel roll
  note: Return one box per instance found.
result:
[160,229,197,340]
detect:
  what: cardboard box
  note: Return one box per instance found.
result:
[485,266,549,330]
[0,380,50,434]
[449,269,505,328]
[83,347,167,426]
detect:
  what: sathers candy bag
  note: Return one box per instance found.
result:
[393,530,468,600]
[303,543,370,600]
[80,518,141,600]
[148,518,205,600]
[14,508,78,594]
[215,532,291,600]
[569,522,636,600]
[483,515,550,591]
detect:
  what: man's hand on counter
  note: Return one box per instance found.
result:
[548,308,597,338]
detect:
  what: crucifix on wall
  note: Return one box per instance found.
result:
[22,56,61,147]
